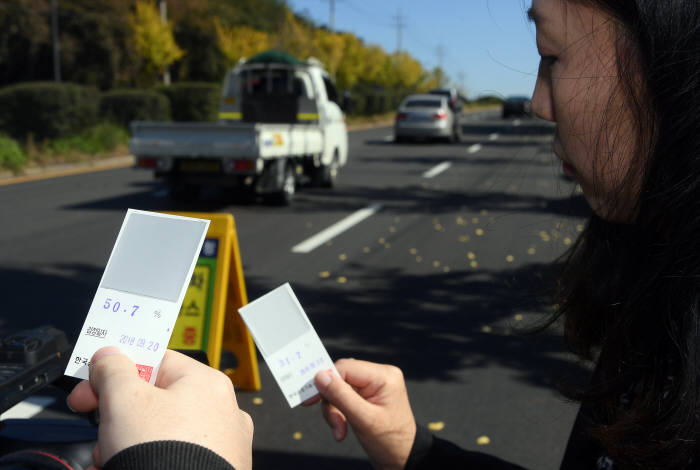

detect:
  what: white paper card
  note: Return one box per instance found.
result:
[65,209,209,384]
[238,283,337,407]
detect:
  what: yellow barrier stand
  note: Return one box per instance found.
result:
[165,212,261,391]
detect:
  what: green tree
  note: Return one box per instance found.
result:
[129,0,184,85]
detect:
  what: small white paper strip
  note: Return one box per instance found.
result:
[239,283,337,407]
[65,209,209,384]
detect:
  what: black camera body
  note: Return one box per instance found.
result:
[0,326,71,415]
[0,326,96,470]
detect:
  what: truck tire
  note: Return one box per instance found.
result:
[312,150,339,188]
[266,161,296,205]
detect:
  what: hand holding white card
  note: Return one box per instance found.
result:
[238,283,337,407]
[65,209,209,384]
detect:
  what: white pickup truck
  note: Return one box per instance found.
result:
[129,50,349,204]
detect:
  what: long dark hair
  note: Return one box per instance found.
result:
[550,0,700,468]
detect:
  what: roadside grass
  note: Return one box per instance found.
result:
[15,123,129,172]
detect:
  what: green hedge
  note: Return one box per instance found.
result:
[100,89,171,128]
[0,135,26,170]
[0,82,100,141]
[349,91,404,116]
[157,82,221,122]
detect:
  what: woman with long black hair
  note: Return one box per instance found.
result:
[66,0,700,469]
[308,0,700,468]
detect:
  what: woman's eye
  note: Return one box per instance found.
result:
[540,55,558,67]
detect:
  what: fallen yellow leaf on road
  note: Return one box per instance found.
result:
[428,422,445,431]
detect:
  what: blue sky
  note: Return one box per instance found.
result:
[287,0,539,99]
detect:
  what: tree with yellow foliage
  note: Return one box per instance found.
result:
[214,19,271,67]
[309,29,345,78]
[129,0,184,85]
[277,9,314,60]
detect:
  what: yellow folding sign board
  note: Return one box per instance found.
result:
[165,212,261,391]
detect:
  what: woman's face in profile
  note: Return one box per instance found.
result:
[530,0,642,221]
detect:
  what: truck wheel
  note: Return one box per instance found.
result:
[268,162,296,205]
[313,150,339,188]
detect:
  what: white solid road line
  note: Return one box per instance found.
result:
[0,396,55,420]
[468,144,483,154]
[422,161,452,179]
[489,133,499,141]
[292,203,383,253]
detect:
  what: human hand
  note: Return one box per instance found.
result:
[309,359,416,470]
[67,347,253,470]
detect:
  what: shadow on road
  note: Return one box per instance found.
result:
[243,259,591,392]
[289,186,591,219]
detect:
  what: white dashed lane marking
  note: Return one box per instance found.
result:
[468,144,482,154]
[422,161,452,179]
[291,203,383,253]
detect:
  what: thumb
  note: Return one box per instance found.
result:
[315,370,373,429]
[88,347,141,397]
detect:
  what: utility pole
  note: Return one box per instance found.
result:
[329,0,335,32]
[393,9,405,53]
[159,0,171,86]
[320,0,336,32]
[436,44,446,71]
[50,0,61,82]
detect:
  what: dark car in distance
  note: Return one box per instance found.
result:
[502,96,532,118]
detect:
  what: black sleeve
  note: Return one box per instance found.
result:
[103,441,236,470]
[404,426,529,470]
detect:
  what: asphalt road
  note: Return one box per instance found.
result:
[0,110,592,469]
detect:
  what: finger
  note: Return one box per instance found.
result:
[301,393,322,406]
[153,349,213,389]
[67,380,98,412]
[93,444,101,468]
[322,401,347,441]
[314,369,372,430]
[88,347,141,398]
[335,358,393,393]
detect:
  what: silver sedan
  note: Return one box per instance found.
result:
[394,94,460,143]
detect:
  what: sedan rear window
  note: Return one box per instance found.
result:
[404,100,442,108]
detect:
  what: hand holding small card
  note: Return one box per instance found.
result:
[65,209,209,384]
[238,283,337,407]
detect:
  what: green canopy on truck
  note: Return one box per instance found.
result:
[246,50,305,66]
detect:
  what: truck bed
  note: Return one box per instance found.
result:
[129,121,324,160]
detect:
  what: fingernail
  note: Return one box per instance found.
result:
[91,346,123,364]
[316,370,332,389]
[65,396,77,413]
[333,426,343,441]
